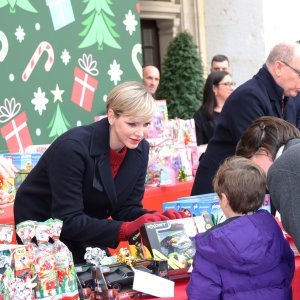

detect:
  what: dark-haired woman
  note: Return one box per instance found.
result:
[193,71,235,146]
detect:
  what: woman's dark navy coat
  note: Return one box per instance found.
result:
[14,118,150,263]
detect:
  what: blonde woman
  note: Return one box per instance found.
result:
[14,81,184,263]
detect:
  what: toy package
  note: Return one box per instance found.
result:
[163,193,226,225]
[140,216,213,273]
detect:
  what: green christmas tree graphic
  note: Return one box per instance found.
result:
[79,0,121,50]
[0,0,37,13]
[48,104,70,139]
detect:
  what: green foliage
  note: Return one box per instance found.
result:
[156,31,205,119]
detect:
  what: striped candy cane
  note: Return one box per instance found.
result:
[0,31,8,62]
[22,41,54,82]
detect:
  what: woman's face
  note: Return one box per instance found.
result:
[249,148,274,174]
[214,75,235,102]
[108,109,152,151]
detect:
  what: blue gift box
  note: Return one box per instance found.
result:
[46,0,75,31]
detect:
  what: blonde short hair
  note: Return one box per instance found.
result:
[106,81,156,120]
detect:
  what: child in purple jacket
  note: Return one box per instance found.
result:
[187,156,295,300]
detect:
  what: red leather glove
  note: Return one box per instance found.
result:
[118,213,169,241]
[162,209,187,219]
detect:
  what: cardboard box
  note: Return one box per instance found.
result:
[140,216,213,273]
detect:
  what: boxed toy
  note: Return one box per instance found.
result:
[162,194,226,225]
[140,216,213,273]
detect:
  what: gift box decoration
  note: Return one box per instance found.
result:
[0,98,32,153]
[46,0,75,31]
[71,54,99,112]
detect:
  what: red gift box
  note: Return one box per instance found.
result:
[71,54,99,112]
[0,112,32,153]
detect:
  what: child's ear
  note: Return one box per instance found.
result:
[219,193,229,207]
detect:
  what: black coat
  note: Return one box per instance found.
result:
[191,65,297,195]
[193,110,220,145]
[14,118,150,263]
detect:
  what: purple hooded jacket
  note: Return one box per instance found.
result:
[186,210,294,300]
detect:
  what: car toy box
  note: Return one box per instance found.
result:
[140,216,213,273]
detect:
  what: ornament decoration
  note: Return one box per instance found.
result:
[31,87,49,116]
[0,98,32,153]
[45,0,75,31]
[0,30,8,62]
[22,41,54,82]
[71,53,99,112]
[132,43,142,78]
[78,53,99,77]
[15,25,26,43]
[123,9,138,36]
[0,98,21,124]
[108,59,123,85]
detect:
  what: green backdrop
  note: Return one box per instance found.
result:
[0,0,142,153]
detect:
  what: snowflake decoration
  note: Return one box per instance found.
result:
[61,49,71,65]
[123,10,138,36]
[31,87,49,116]
[108,59,123,85]
[15,26,25,43]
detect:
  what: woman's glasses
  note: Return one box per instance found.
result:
[218,82,236,87]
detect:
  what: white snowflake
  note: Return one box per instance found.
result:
[15,26,25,43]
[123,10,138,36]
[61,49,71,65]
[108,59,123,85]
[31,87,49,116]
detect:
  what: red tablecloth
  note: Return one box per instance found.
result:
[1,182,300,299]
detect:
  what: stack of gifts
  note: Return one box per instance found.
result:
[146,100,200,186]
[2,152,42,192]
[0,219,79,299]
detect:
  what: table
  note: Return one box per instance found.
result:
[1,181,300,299]
[144,257,300,300]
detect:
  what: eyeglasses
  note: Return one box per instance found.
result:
[281,60,300,78]
[218,82,236,87]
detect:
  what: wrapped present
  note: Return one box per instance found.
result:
[0,98,32,153]
[49,219,79,299]
[71,54,99,112]
[46,0,75,31]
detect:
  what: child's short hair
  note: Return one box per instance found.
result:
[213,156,266,214]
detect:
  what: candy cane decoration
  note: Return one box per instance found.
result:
[22,41,54,82]
[0,31,8,62]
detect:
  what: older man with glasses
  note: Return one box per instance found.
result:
[191,41,300,196]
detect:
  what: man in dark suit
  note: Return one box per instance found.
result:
[191,42,300,195]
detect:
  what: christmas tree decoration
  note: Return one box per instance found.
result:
[79,0,121,50]
[0,98,32,153]
[48,88,70,139]
[45,0,75,31]
[71,53,99,112]
[0,0,37,13]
